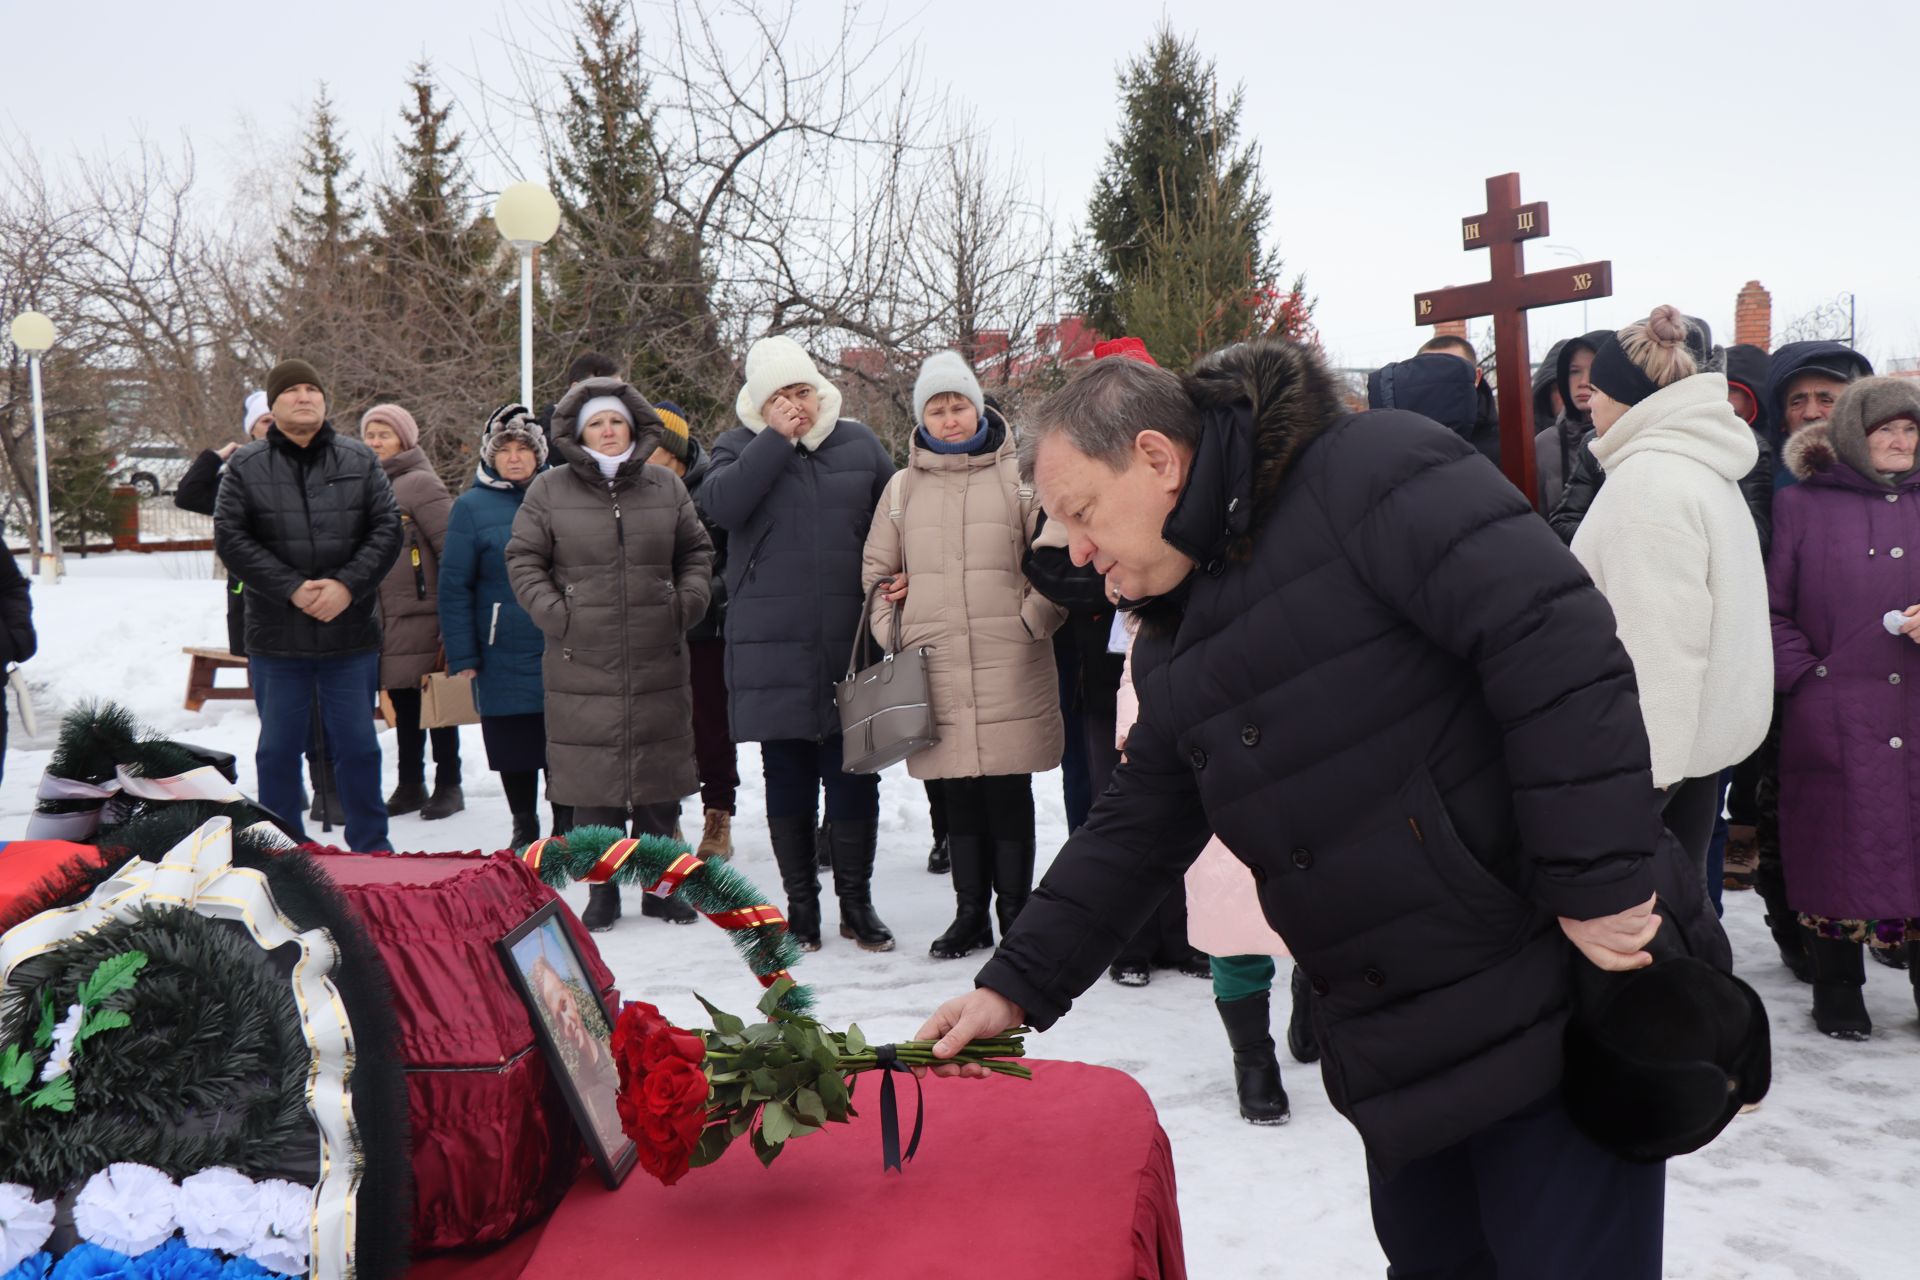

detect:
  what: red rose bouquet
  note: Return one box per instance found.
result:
[610,979,1028,1185]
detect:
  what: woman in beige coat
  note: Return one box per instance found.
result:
[861,352,1065,959]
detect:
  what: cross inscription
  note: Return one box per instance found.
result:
[1413,173,1614,507]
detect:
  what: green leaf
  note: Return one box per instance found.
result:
[33,997,55,1050]
[77,951,148,1008]
[27,1075,74,1112]
[688,1124,736,1168]
[757,978,796,1019]
[793,1087,826,1125]
[816,1070,851,1117]
[761,1098,793,1144]
[75,1009,131,1047]
[750,1068,778,1099]
[843,1023,868,1056]
[0,1045,33,1096]
[743,1022,780,1046]
[752,1128,782,1168]
[695,995,746,1039]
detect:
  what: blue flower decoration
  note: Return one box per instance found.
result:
[129,1240,222,1280]
[2,1252,52,1280]
[214,1260,293,1280]
[50,1245,135,1280]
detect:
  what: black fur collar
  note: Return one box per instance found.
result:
[1129,341,1345,636]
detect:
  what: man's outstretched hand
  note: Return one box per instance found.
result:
[914,989,1026,1078]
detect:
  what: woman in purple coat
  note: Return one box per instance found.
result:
[1769,375,1920,1040]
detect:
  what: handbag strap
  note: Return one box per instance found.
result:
[845,579,905,680]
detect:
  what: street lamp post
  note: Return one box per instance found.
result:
[493,182,561,411]
[9,312,59,583]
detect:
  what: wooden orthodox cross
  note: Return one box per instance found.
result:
[1413,173,1613,507]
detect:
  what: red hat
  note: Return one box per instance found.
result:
[1092,336,1158,366]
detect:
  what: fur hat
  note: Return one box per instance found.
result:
[360,403,420,452]
[481,403,548,469]
[652,401,693,462]
[913,351,984,426]
[1825,376,1920,487]
[266,358,325,408]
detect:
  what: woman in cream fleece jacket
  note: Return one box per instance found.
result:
[1571,306,1773,879]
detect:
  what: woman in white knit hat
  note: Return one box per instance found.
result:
[861,352,1064,959]
[698,336,898,952]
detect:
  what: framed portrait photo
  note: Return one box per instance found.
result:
[498,900,637,1187]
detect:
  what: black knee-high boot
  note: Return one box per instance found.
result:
[827,819,893,952]
[929,835,993,960]
[770,815,822,951]
[1809,931,1871,1041]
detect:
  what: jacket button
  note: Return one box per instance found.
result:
[1894,738,1905,749]
[1363,967,1386,988]
[1816,666,1828,677]
[1309,975,1330,997]
[1888,493,1901,503]
[1241,724,1261,747]
[1291,847,1313,870]
[1893,674,1903,685]
[1895,547,1907,559]
[1190,748,1209,770]
[1205,558,1225,577]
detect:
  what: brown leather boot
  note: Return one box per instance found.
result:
[697,808,733,861]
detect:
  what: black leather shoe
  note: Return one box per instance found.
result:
[927,838,951,875]
[641,892,700,925]
[1108,962,1150,987]
[1809,934,1871,1041]
[421,783,465,820]
[386,781,427,817]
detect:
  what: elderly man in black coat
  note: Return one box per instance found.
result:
[919,340,1714,1276]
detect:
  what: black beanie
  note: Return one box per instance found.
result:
[267,359,326,408]
[1587,335,1662,410]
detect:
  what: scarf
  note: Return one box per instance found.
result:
[916,419,991,455]
[588,443,636,481]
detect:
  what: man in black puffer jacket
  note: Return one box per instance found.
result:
[920,341,1727,1275]
[215,359,402,852]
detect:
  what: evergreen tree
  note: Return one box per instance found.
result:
[274,85,366,282]
[1075,27,1309,366]
[49,420,117,549]
[544,0,727,421]
[373,62,491,279]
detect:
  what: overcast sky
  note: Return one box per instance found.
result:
[9,0,1917,372]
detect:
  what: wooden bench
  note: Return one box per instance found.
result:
[184,646,252,711]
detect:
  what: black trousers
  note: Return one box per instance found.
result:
[567,801,682,839]
[937,774,1034,842]
[760,736,879,823]
[1367,1091,1665,1279]
[1662,774,1723,895]
[386,685,462,786]
[689,636,738,814]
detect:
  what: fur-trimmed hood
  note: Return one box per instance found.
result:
[549,376,666,483]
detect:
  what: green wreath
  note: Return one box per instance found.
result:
[521,827,814,1014]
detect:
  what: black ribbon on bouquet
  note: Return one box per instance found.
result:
[868,1044,924,1172]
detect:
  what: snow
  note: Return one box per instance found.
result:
[7,551,1919,1277]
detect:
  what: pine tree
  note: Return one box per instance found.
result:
[274,85,366,282]
[1075,27,1309,367]
[50,420,117,549]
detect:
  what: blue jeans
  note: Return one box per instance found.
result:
[251,652,390,852]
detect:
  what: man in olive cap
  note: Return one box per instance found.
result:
[214,359,402,850]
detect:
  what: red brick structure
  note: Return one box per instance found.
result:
[1735,281,1772,351]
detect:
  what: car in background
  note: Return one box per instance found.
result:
[109,442,195,498]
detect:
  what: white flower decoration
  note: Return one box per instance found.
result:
[0,1183,56,1273]
[73,1162,178,1256]
[177,1167,263,1255]
[39,1003,85,1083]
[248,1179,312,1276]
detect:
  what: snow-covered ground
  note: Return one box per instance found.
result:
[8,551,1919,1277]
